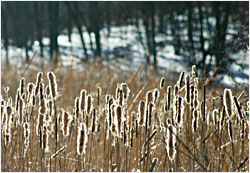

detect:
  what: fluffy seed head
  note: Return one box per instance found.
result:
[192,109,199,132]
[77,123,88,155]
[160,77,165,90]
[165,124,176,161]
[147,102,154,127]
[35,72,43,96]
[80,89,87,112]
[62,110,73,137]
[146,91,153,105]
[138,100,145,126]
[192,65,196,79]
[223,89,233,118]
[19,78,25,96]
[185,75,190,104]
[115,105,123,137]
[47,71,58,99]
[120,83,130,100]
[153,88,159,104]
[178,70,185,88]
[74,97,80,119]
[86,94,93,115]
[174,85,179,97]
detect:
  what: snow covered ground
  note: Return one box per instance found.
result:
[1,23,249,88]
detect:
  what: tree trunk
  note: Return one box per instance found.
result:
[34,2,44,58]
[151,2,157,70]
[2,6,9,65]
[65,2,89,61]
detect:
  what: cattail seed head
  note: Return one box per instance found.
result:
[118,89,124,106]
[233,96,243,120]
[47,71,58,99]
[120,83,130,100]
[185,75,190,104]
[74,97,80,119]
[80,89,87,112]
[190,85,195,108]
[138,100,145,126]
[153,88,159,104]
[91,108,97,133]
[160,77,165,90]
[86,94,93,115]
[115,105,123,137]
[165,124,177,161]
[97,86,101,106]
[223,89,233,118]
[219,106,226,131]
[174,85,179,97]
[178,70,185,88]
[147,102,154,127]
[62,110,73,137]
[35,72,43,96]
[192,109,199,132]
[77,123,88,155]
[15,89,20,112]
[146,91,153,105]
[19,78,25,96]
[192,65,196,79]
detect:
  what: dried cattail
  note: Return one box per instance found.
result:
[192,65,196,79]
[193,89,199,109]
[41,125,49,152]
[23,122,30,148]
[146,91,153,105]
[97,86,101,106]
[153,88,159,104]
[165,124,177,161]
[173,85,179,97]
[19,77,25,96]
[77,123,88,155]
[105,94,110,105]
[18,94,25,125]
[233,96,243,120]
[190,85,195,108]
[80,89,87,112]
[116,84,121,100]
[15,89,20,112]
[86,94,93,115]
[192,109,199,133]
[111,104,117,136]
[138,100,145,126]
[35,72,43,96]
[62,110,73,137]
[178,70,185,88]
[36,113,45,136]
[223,89,233,118]
[108,97,114,127]
[91,108,97,133]
[160,77,165,90]
[47,71,58,99]
[228,120,233,141]
[74,97,80,119]
[115,105,123,137]
[120,83,130,100]
[118,89,124,106]
[147,102,154,127]
[219,106,226,131]
[27,83,34,103]
[173,96,184,127]
[185,75,190,104]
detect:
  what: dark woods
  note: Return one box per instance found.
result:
[1,1,249,74]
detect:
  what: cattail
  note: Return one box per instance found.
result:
[193,89,199,109]
[36,113,45,136]
[80,89,87,112]
[219,106,226,131]
[115,105,123,137]
[62,110,73,137]
[108,97,114,127]
[23,122,30,148]
[153,88,159,104]
[86,94,93,115]
[111,104,117,136]
[147,102,154,127]
[18,93,25,125]
[15,89,20,112]
[118,89,124,106]
[138,100,145,126]
[146,91,153,105]
[27,83,34,104]
[77,123,88,155]
[174,96,184,127]
[223,89,233,118]
[233,96,243,120]
[190,85,195,108]
[160,77,165,90]
[39,83,46,115]
[74,97,80,119]
[185,75,190,104]
[41,125,49,152]
[120,83,130,100]
[116,84,121,100]
[47,71,58,99]
[105,94,110,105]
[178,70,185,88]
[97,86,101,106]
[173,85,179,97]
[91,108,97,133]
[192,109,199,132]
[19,77,25,96]
[165,124,177,161]
[192,65,196,79]
[35,72,43,96]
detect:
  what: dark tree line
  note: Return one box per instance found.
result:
[1,1,249,74]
